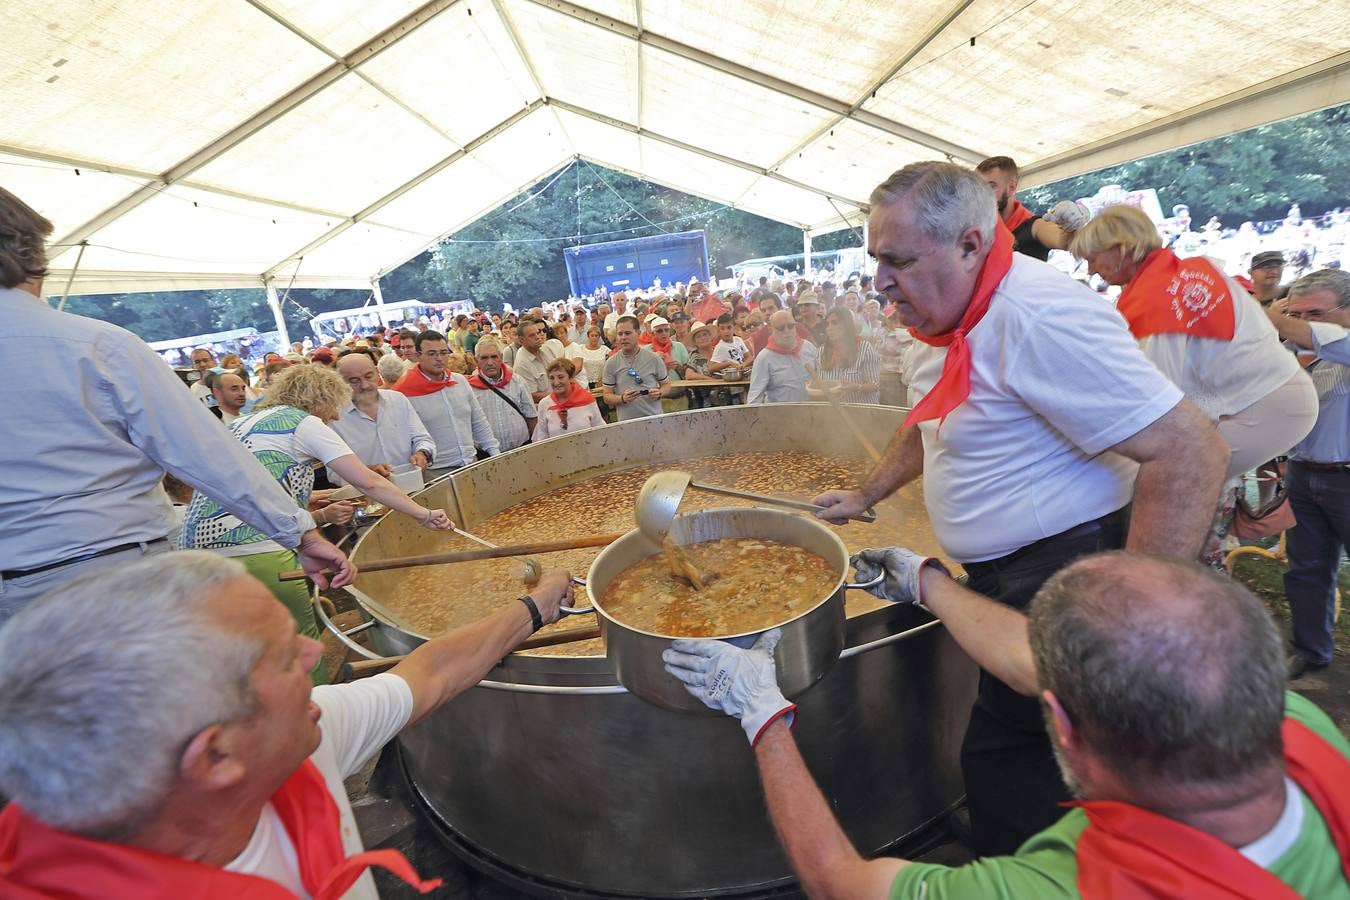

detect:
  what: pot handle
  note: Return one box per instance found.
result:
[843,571,886,591]
[311,594,384,661]
[559,576,594,615]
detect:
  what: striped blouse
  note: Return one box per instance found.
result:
[817,340,882,405]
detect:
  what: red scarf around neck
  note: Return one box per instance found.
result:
[764,336,806,358]
[1116,248,1236,341]
[0,759,441,900]
[1073,716,1350,899]
[548,380,595,412]
[1004,199,1035,232]
[468,363,513,389]
[901,222,1014,433]
[392,364,456,397]
[650,333,673,355]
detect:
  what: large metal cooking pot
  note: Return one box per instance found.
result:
[585,507,885,713]
[322,403,978,898]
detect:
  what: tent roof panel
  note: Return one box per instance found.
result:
[48,185,335,276]
[775,119,932,208]
[358,3,540,144]
[253,0,430,56]
[0,153,149,241]
[503,0,639,123]
[277,222,436,283]
[554,109,643,175]
[367,156,516,236]
[0,0,329,172]
[188,74,458,214]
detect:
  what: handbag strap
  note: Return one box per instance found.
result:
[484,380,530,423]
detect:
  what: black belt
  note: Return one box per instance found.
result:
[963,506,1129,578]
[2,539,168,581]
[1292,460,1350,472]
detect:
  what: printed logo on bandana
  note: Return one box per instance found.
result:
[1167,266,1222,330]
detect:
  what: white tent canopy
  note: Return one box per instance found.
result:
[3,0,1348,305]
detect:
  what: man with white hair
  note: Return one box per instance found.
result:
[328,352,435,483]
[665,551,1349,898]
[747,310,819,404]
[812,161,1229,855]
[0,551,573,897]
[469,337,537,451]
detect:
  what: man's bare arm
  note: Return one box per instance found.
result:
[1031,218,1074,251]
[1111,399,1228,560]
[861,425,924,506]
[1264,304,1315,349]
[920,568,1037,696]
[754,722,907,899]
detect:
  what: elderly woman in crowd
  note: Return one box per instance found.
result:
[569,325,610,388]
[1072,205,1319,563]
[683,321,731,409]
[378,350,411,385]
[532,357,604,441]
[178,364,453,682]
[815,306,881,404]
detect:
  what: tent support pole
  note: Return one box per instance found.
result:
[370,279,389,326]
[803,231,813,280]
[56,241,87,311]
[265,280,291,349]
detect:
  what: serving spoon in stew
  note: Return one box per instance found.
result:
[636,470,877,544]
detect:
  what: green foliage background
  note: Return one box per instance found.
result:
[63,106,1348,343]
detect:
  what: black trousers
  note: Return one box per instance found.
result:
[958,506,1129,856]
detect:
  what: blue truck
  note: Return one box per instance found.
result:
[564,231,709,296]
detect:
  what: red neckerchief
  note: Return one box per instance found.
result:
[1073,717,1350,899]
[1004,199,1035,232]
[650,333,673,355]
[764,336,805,358]
[0,759,441,900]
[392,365,456,397]
[468,364,513,389]
[901,222,1015,433]
[548,380,595,412]
[1116,248,1237,341]
[638,332,653,345]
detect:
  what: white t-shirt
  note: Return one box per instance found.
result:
[225,673,414,899]
[569,343,610,386]
[710,337,750,367]
[1139,261,1302,420]
[905,255,1184,563]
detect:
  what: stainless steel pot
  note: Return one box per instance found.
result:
[585,507,885,713]
[320,403,979,898]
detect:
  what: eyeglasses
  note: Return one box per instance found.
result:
[1288,303,1350,320]
[772,323,797,331]
[627,368,645,385]
[421,349,452,357]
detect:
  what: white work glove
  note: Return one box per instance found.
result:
[850,548,950,606]
[1044,200,1092,232]
[662,629,795,746]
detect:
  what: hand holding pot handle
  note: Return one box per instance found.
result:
[662,629,795,745]
[850,547,949,606]
[527,569,574,626]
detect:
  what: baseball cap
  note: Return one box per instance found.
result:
[671,311,691,322]
[1250,251,1285,269]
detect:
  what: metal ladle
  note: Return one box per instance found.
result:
[635,470,877,543]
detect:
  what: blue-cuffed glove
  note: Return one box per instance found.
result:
[850,547,949,606]
[662,629,795,745]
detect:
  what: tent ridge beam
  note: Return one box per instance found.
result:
[547,98,868,211]
[53,0,467,251]
[261,100,547,281]
[520,0,981,162]
[764,0,982,176]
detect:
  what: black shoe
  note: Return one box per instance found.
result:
[1288,650,1330,680]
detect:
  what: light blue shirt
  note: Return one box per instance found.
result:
[1290,323,1350,464]
[0,288,315,571]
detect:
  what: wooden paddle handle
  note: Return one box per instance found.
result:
[807,364,884,463]
[278,532,625,582]
[339,623,603,680]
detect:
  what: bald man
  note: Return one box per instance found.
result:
[207,372,248,425]
[327,352,435,484]
[746,310,819,404]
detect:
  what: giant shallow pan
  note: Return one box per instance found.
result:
[579,506,882,713]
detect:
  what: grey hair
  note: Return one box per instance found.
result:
[377,352,409,384]
[473,337,502,357]
[1028,553,1285,795]
[1288,268,1350,308]
[0,551,264,839]
[869,161,998,246]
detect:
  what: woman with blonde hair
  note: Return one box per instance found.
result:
[178,363,453,681]
[1072,205,1318,563]
[532,357,604,441]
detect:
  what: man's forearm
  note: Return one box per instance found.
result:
[860,426,923,506]
[1128,455,1224,560]
[920,570,1037,696]
[754,723,905,899]
[392,601,534,725]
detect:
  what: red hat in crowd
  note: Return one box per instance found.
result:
[309,347,336,364]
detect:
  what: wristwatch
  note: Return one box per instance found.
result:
[517,594,543,632]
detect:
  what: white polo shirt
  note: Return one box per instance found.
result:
[905,255,1184,563]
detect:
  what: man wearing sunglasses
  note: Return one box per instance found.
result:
[747,309,819,404]
[1264,268,1350,678]
[602,315,668,421]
